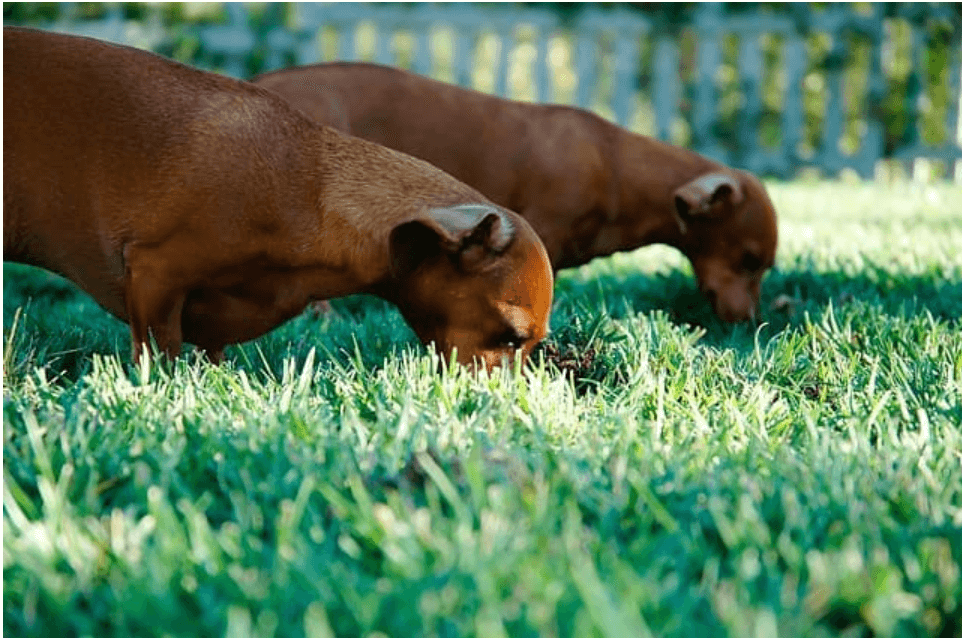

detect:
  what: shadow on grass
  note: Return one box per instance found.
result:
[554,260,961,352]
[4,259,959,383]
[2,264,418,384]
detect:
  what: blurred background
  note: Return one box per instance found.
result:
[5,2,961,182]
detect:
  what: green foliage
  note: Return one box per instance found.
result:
[4,182,961,637]
[5,2,960,169]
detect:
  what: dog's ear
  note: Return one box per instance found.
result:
[672,173,744,234]
[390,204,515,277]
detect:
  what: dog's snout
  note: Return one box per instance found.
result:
[700,277,762,323]
[715,291,758,323]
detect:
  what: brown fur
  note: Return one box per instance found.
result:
[254,62,779,322]
[3,29,553,368]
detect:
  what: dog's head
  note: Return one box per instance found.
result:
[388,203,553,369]
[672,170,778,323]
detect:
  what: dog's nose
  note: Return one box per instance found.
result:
[721,298,759,323]
[708,287,761,323]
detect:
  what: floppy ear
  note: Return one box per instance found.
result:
[672,173,744,234]
[389,204,515,277]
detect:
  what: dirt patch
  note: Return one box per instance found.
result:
[540,342,617,395]
[802,384,821,400]
[542,342,597,375]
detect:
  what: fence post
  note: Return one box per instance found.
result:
[816,10,847,176]
[198,2,255,78]
[412,28,432,76]
[653,37,679,143]
[290,4,321,65]
[948,37,962,182]
[338,20,356,62]
[692,3,727,164]
[374,19,393,66]
[859,6,886,179]
[610,18,643,128]
[574,31,597,110]
[452,26,472,88]
[534,25,550,104]
[493,19,511,98]
[737,32,766,173]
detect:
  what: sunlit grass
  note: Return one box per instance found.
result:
[4,181,961,637]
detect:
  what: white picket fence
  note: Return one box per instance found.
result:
[15,2,962,180]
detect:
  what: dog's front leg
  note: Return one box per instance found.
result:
[123,245,188,362]
[193,344,225,365]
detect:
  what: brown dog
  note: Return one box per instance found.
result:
[3,29,553,368]
[254,62,778,322]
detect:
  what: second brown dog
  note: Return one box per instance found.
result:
[255,62,779,323]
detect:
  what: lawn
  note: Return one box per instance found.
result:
[3,181,961,637]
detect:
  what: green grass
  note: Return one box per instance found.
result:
[4,181,962,638]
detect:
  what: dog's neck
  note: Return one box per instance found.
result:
[606,128,727,254]
[295,126,484,304]
[268,128,398,302]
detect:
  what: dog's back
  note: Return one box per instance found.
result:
[4,28,317,313]
[254,62,570,208]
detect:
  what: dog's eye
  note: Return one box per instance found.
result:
[741,251,764,273]
[495,328,527,349]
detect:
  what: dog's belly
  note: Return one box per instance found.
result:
[181,271,313,349]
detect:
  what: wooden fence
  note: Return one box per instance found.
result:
[8,2,962,180]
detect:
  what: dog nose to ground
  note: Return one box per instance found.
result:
[718,296,759,324]
[705,284,763,324]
